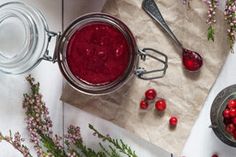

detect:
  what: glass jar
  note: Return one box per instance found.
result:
[210,85,236,147]
[0,2,168,95]
[0,2,49,74]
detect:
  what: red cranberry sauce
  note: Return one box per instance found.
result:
[66,22,130,85]
[182,48,203,72]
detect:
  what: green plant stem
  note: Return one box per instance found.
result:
[89,124,137,157]
[0,133,33,157]
[208,25,215,41]
[75,139,107,157]
[40,133,66,157]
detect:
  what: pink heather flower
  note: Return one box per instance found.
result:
[23,75,64,156]
[67,151,77,157]
[53,134,63,150]
[204,0,219,24]
[0,131,32,157]
[65,125,82,145]
[224,0,236,48]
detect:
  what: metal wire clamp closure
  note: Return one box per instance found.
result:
[135,48,168,80]
[39,29,61,63]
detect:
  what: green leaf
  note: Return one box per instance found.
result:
[207,25,215,42]
[89,124,138,157]
[40,133,65,157]
[75,140,107,157]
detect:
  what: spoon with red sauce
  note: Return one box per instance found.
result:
[142,0,203,72]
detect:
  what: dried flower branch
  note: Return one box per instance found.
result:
[224,0,236,49]
[204,0,218,41]
[0,131,32,157]
[0,75,138,157]
[182,0,236,47]
[21,75,138,157]
[23,75,65,157]
[89,124,138,157]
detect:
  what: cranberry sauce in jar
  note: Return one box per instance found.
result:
[57,13,139,95]
[66,22,130,85]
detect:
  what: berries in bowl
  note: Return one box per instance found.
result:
[222,99,236,139]
[210,85,236,147]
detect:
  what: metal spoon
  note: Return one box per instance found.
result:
[142,0,203,72]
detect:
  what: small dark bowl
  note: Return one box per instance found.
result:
[210,84,236,147]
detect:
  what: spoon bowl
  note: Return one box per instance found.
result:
[182,48,203,72]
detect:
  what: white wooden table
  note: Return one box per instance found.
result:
[0,0,63,156]
[0,1,170,156]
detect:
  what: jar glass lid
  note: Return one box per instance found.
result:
[0,2,49,74]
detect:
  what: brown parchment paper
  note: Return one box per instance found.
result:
[61,0,229,155]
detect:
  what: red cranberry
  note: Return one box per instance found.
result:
[226,123,235,134]
[145,89,157,100]
[224,118,232,125]
[223,109,230,118]
[232,117,236,125]
[155,99,166,111]
[230,108,236,117]
[140,100,149,109]
[228,99,236,109]
[212,154,218,157]
[233,131,236,140]
[169,116,178,126]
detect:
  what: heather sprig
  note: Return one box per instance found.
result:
[183,0,236,47]
[224,0,236,48]
[19,75,138,157]
[204,0,219,41]
[89,124,138,157]
[23,75,65,157]
[0,75,138,157]
[64,125,119,157]
[0,131,32,157]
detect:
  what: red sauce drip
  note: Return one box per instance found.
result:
[66,22,130,85]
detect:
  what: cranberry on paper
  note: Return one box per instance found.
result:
[145,89,157,100]
[169,116,178,126]
[155,99,167,111]
[140,100,149,110]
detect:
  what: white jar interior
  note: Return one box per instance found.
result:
[0,2,49,74]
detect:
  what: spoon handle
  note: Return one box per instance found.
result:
[142,0,183,48]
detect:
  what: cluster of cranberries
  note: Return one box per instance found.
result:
[222,99,236,139]
[140,89,178,127]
